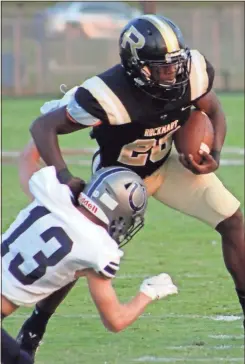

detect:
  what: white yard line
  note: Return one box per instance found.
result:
[117,273,216,279]
[2,156,244,167]
[8,313,242,321]
[133,357,244,362]
[167,345,244,350]
[222,147,244,155]
[2,146,244,157]
[220,160,244,166]
[209,335,244,340]
[71,159,244,167]
[2,147,245,167]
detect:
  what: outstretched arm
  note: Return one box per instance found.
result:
[85,269,178,333]
[87,271,151,332]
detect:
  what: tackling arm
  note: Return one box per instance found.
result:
[86,269,151,332]
[85,269,178,333]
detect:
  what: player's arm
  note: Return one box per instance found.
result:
[30,86,103,199]
[30,85,105,173]
[185,90,226,173]
[194,90,226,163]
[181,52,224,173]
[19,85,80,196]
[30,105,85,170]
[192,55,226,164]
[86,270,151,332]
[18,139,42,201]
[30,105,87,200]
[85,269,178,333]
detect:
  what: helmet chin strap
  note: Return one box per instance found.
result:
[135,80,185,102]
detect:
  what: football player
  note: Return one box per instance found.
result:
[16,14,244,357]
[1,159,178,363]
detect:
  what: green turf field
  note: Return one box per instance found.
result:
[2,94,244,364]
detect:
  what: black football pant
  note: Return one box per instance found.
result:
[1,328,34,364]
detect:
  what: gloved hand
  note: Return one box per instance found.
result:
[57,168,85,204]
[67,177,86,204]
[140,273,178,300]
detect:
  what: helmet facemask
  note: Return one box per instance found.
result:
[109,211,145,248]
[130,48,191,100]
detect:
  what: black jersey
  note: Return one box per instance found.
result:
[71,50,214,178]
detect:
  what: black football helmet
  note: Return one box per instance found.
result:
[119,14,191,101]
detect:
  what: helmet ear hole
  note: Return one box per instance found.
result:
[124,182,132,189]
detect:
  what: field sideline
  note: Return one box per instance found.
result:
[2,94,244,364]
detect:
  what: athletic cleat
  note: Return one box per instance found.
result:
[16,329,42,359]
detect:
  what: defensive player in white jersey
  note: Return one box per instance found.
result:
[1,162,178,364]
[14,13,245,358]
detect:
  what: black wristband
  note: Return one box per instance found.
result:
[56,168,73,184]
[210,150,221,162]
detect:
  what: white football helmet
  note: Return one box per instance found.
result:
[79,166,147,246]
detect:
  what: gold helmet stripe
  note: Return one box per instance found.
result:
[141,15,180,53]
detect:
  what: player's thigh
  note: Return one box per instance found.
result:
[152,153,240,228]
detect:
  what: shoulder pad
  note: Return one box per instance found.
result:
[81,76,131,126]
[40,86,79,115]
[189,50,214,101]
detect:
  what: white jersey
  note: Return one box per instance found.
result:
[1,167,123,307]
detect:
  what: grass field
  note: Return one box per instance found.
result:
[2,94,244,364]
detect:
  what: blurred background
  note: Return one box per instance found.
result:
[2,1,244,96]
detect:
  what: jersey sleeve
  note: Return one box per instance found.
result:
[66,86,107,126]
[98,257,121,279]
[40,86,79,115]
[189,50,215,103]
[67,76,131,126]
[29,166,74,214]
[39,84,102,127]
[93,237,124,279]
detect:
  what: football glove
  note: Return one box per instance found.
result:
[57,168,85,204]
[140,273,178,300]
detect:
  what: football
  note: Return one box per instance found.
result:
[173,109,214,164]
